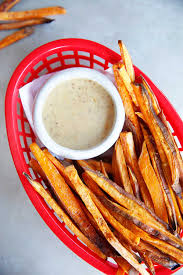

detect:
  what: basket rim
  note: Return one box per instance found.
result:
[5,38,183,275]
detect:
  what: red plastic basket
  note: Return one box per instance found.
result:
[5,38,183,274]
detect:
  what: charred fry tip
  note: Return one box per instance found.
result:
[171,263,181,270]
[45,18,55,23]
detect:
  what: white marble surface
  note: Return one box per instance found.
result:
[1,0,183,274]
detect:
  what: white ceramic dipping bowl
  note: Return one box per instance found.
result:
[33,67,125,160]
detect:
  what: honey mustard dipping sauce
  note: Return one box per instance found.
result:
[42,78,115,150]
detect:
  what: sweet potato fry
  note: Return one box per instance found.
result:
[79,199,101,235]
[0,27,34,50]
[138,85,180,190]
[111,205,183,264]
[84,168,183,252]
[90,195,140,247]
[64,165,148,275]
[99,196,182,251]
[82,172,105,197]
[115,257,133,274]
[84,168,170,231]
[168,184,183,229]
[139,252,155,275]
[135,111,146,122]
[139,142,168,222]
[0,0,20,12]
[29,158,47,182]
[134,84,182,197]
[112,229,141,262]
[0,6,66,21]
[132,84,141,109]
[0,18,54,30]
[140,121,177,230]
[100,160,108,178]
[113,64,143,153]
[23,173,106,260]
[100,198,183,264]
[67,167,140,247]
[78,199,118,257]
[118,64,139,107]
[160,112,183,207]
[112,148,121,186]
[76,159,95,171]
[177,196,183,216]
[87,159,112,173]
[118,40,135,82]
[128,166,141,200]
[101,197,157,239]
[115,138,134,194]
[116,267,125,275]
[29,143,102,245]
[122,116,141,154]
[120,132,154,211]
[146,236,183,264]
[43,149,76,191]
[141,75,161,115]
[151,113,183,228]
[43,149,65,174]
[137,241,179,270]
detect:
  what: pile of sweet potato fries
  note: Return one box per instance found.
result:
[0,0,66,49]
[24,41,183,275]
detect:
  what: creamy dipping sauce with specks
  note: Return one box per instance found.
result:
[42,79,115,150]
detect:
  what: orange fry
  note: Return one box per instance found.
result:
[100,197,183,264]
[84,168,170,232]
[120,132,154,211]
[141,75,161,115]
[128,166,141,200]
[29,143,101,245]
[0,6,66,21]
[0,27,34,50]
[76,159,95,170]
[87,159,112,174]
[160,112,183,209]
[135,111,146,122]
[118,40,135,82]
[82,172,105,197]
[118,64,138,107]
[23,174,106,260]
[112,148,121,186]
[100,160,108,178]
[113,63,143,153]
[169,184,183,229]
[140,121,177,230]
[139,142,168,222]
[65,165,148,275]
[0,0,20,12]
[137,241,179,270]
[90,194,140,247]
[115,138,133,194]
[134,84,182,197]
[139,252,155,275]
[0,17,54,30]
[115,257,132,274]
[29,158,47,182]
[116,266,125,275]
